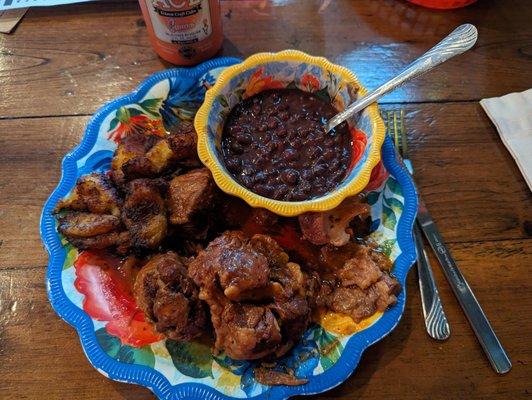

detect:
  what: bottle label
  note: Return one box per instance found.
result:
[146,0,212,46]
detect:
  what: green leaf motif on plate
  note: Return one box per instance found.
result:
[366,191,380,206]
[217,95,229,108]
[139,98,162,116]
[108,117,119,132]
[382,203,397,231]
[233,88,245,99]
[128,108,144,117]
[116,106,130,122]
[166,340,214,378]
[95,328,155,368]
[314,87,331,103]
[379,238,397,258]
[313,326,343,372]
[384,196,404,214]
[386,177,402,196]
[61,239,78,270]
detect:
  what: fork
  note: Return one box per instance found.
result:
[388,110,512,374]
[387,110,450,341]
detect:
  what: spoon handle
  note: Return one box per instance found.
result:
[325,24,478,132]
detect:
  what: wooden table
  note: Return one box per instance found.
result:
[0,0,530,398]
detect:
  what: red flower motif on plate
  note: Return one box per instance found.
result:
[107,107,166,144]
[74,250,162,347]
[301,73,321,91]
[244,67,285,98]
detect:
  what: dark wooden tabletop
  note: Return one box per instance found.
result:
[0,0,531,399]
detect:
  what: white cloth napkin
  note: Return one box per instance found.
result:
[480,89,532,192]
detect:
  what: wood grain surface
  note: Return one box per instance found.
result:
[0,0,530,399]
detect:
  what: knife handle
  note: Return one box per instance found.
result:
[414,223,450,340]
[419,213,512,374]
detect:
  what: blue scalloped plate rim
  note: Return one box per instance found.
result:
[40,56,418,400]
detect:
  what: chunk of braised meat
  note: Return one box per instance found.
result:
[320,242,393,272]
[55,173,122,216]
[134,252,207,341]
[57,212,121,238]
[298,196,370,246]
[188,231,310,360]
[217,302,282,360]
[111,124,201,185]
[167,168,216,225]
[167,122,201,168]
[190,231,270,302]
[57,211,131,253]
[111,132,173,185]
[311,243,400,323]
[122,179,168,249]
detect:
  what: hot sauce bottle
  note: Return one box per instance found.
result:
[139,0,223,66]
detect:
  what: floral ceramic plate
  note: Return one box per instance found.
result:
[41,57,418,400]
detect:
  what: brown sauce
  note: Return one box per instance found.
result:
[221,89,352,201]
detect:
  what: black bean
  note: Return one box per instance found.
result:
[281,148,298,161]
[301,168,312,180]
[267,118,278,130]
[299,180,311,193]
[291,139,303,149]
[312,163,328,177]
[241,175,254,188]
[304,147,314,158]
[252,171,266,183]
[254,184,274,197]
[236,132,252,145]
[332,169,346,182]
[291,191,307,201]
[280,168,299,185]
[288,159,300,169]
[230,125,244,136]
[225,158,241,172]
[276,127,287,137]
[230,141,244,154]
[266,175,278,186]
[322,149,335,161]
[273,185,289,199]
[323,137,334,148]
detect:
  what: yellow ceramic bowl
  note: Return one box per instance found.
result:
[195,50,385,217]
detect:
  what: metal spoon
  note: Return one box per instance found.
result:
[325,24,478,132]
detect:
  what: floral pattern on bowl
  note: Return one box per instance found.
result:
[41,57,417,400]
[195,50,386,217]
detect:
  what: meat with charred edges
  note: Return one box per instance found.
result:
[122,178,167,249]
[188,231,310,360]
[56,211,130,253]
[134,252,207,341]
[166,122,201,168]
[111,124,200,186]
[55,173,122,216]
